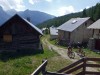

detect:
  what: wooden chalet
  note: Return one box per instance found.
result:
[0,14,43,52]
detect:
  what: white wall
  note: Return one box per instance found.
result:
[50,35,58,40]
[58,19,93,44]
[70,20,93,43]
[93,29,100,39]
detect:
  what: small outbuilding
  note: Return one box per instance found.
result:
[49,26,58,40]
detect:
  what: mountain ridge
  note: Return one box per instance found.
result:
[17,9,55,25]
[0,6,55,25]
[0,6,10,25]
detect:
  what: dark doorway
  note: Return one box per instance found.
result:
[95,39,100,51]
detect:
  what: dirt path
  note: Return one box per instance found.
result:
[43,39,80,62]
[42,37,99,72]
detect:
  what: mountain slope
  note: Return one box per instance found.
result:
[6,9,17,16]
[6,9,55,25]
[0,6,10,25]
[37,12,82,28]
[18,9,55,25]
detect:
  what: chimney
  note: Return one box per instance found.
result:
[27,17,30,22]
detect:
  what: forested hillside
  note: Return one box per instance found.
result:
[37,3,100,28]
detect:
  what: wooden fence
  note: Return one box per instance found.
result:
[31,58,100,75]
[58,57,100,75]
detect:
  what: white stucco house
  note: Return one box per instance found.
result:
[57,17,93,45]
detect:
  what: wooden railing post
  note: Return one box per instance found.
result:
[42,59,47,75]
[83,57,86,75]
[31,59,48,75]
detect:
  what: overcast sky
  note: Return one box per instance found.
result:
[0,0,100,16]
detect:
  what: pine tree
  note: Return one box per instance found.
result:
[94,3,100,21]
[82,8,87,17]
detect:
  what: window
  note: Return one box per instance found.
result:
[72,20,77,24]
[3,34,12,42]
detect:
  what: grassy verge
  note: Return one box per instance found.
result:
[0,36,72,75]
[47,35,67,49]
[73,48,100,58]
[47,56,71,72]
[0,49,58,75]
[83,49,100,57]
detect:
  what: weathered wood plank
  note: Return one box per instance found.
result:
[58,58,83,73]
[65,64,83,74]
[86,58,100,61]
[86,64,100,67]
[85,71,100,74]
[58,58,100,74]
[46,71,68,75]
[83,58,86,75]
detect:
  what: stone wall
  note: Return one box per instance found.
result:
[88,38,95,50]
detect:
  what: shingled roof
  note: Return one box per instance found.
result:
[57,17,90,32]
[87,19,100,29]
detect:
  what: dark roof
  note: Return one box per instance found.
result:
[0,14,43,35]
[57,17,90,32]
[23,18,43,35]
[87,19,100,29]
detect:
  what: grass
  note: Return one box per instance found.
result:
[73,48,100,58]
[0,47,58,75]
[47,35,67,49]
[83,49,100,57]
[47,56,71,72]
[0,36,72,75]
